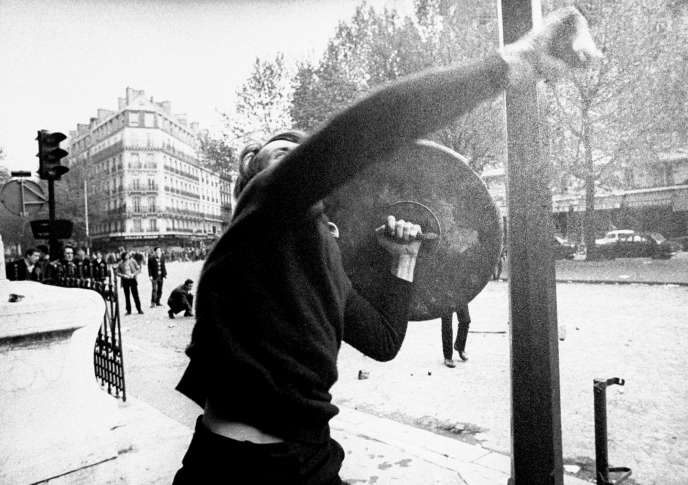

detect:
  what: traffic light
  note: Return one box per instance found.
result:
[37,130,69,180]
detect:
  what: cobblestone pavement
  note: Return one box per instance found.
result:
[120,260,688,485]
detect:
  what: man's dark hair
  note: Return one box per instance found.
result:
[37,244,49,254]
[154,246,161,252]
[24,248,37,257]
[120,251,128,261]
[234,130,307,199]
[184,279,194,286]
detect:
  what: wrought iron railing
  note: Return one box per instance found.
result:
[44,266,126,401]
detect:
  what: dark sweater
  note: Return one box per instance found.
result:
[176,54,509,443]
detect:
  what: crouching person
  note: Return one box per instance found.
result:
[168,279,194,319]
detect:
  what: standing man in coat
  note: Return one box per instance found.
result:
[148,246,167,308]
[117,251,143,315]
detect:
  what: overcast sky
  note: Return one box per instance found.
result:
[0,0,413,172]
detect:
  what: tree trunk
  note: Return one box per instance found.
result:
[582,101,597,259]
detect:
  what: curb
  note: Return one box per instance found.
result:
[494,277,688,286]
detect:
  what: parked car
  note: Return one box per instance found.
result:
[594,230,645,258]
[552,235,577,259]
[642,232,680,259]
[668,235,688,251]
[594,229,636,246]
[594,229,677,259]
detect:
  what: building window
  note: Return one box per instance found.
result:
[130,153,140,169]
[144,113,155,128]
[148,196,156,212]
[149,218,157,232]
[132,197,141,212]
[147,178,155,190]
[133,218,142,232]
[128,111,139,126]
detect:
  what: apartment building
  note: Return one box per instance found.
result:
[65,88,233,250]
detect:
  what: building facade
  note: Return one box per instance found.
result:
[481,149,688,242]
[65,88,233,251]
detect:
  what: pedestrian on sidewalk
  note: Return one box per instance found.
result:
[168,279,194,319]
[172,8,601,484]
[441,304,471,368]
[116,251,143,315]
[148,246,167,308]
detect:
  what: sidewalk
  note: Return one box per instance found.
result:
[48,397,590,485]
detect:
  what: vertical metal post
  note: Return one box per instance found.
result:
[594,380,610,484]
[19,180,27,217]
[84,178,90,249]
[499,1,563,484]
[594,378,631,485]
[48,178,59,260]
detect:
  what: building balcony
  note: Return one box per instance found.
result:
[90,141,124,163]
[106,206,127,215]
[160,146,201,173]
[163,164,200,182]
[126,185,159,194]
[163,186,200,199]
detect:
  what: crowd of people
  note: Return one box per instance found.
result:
[5,244,195,320]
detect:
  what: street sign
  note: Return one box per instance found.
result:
[30,219,73,239]
[0,179,47,217]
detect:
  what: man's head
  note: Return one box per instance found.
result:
[37,244,49,259]
[95,250,103,260]
[154,247,162,258]
[183,279,194,291]
[120,251,129,261]
[76,247,87,261]
[234,130,306,199]
[25,248,39,265]
[63,245,74,262]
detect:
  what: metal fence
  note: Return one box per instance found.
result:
[46,268,126,401]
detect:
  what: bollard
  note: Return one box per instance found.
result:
[593,378,632,485]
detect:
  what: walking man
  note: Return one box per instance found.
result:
[441,304,472,368]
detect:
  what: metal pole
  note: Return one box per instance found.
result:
[594,378,631,485]
[19,179,27,217]
[48,178,58,260]
[499,1,564,483]
[594,380,610,485]
[84,178,90,251]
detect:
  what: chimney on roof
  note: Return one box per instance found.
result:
[97,109,114,121]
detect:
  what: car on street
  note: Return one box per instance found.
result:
[643,232,680,259]
[668,234,688,251]
[594,229,678,259]
[552,235,577,259]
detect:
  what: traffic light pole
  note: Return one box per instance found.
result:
[48,178,58,260]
